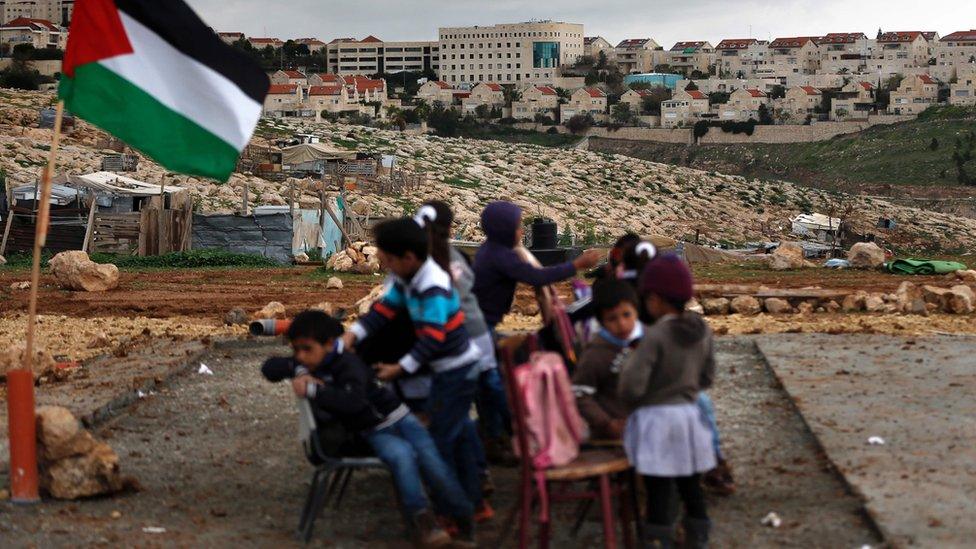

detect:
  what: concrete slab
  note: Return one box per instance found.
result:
[756,334,976,547]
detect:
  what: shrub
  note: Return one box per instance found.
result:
[564,113,594,134]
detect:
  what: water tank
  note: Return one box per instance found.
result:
[530,218,558,250]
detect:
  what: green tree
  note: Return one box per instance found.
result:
[596,50,609,70]
[428,105,460,136]
[565,113,594,134]
[611,103,635,125]
[474,103,491,120]
[639,87,671,115]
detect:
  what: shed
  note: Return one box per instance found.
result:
[281,143,358,173]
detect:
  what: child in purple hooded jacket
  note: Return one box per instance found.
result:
[472,201,601,329]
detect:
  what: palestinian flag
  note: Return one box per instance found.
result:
[59,0,270,181]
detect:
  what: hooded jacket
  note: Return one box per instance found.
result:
[261,345,405,433]
[617,312,715,410]
[472,201,577,326]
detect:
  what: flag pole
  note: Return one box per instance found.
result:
[8,100,65,503]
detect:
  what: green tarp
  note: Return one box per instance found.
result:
[884,259,967,275]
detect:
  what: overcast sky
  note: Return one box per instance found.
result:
[185,0,971,47]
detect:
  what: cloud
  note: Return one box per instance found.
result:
[185,0,970,48]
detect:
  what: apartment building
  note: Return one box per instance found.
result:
[307,84,353,115]
[933,30,976,81]
[416,80,456,104]
[818,33,874,74]
[949,67,976,106]
[667,41,715,76]
[661,89,710,128]
[462,82,506,114]
[619,88,656,113]
[831,81,875,120]
[764,37,821,79]
[437,21,584,86]
[325,36,440,76]
[0,0,72,26]
[270,70,309,87]
[0,16,63,50]
[613,38,664,74]
[249,37,284,50]
[778,85,823,121]
[263,84,303,114]
[676,77,776,95]
[217,32,245,46]
[874,31,937,78]
[888,73,939,114]
[561,87,606,120]
[296,38,326,54]
[584,36,613,61]
[512,85,561,120]
[715,39,768,78]
[718,88,770,120]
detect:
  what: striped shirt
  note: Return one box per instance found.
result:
[351,258,479,374]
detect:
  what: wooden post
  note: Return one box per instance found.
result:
[81,197,97,252]
[288,181,295,218]
[13,99,64,504]
[242,180,249,215]
[157,179,165,256]
[0,214,12,256]
[323,197,352,248]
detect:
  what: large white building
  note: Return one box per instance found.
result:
[437,20,584,86]
[325,36,440,76]
[0,0,72,26]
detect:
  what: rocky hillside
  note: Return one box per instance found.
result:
[2,89,976,251]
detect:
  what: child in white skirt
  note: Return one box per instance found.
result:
[618,254,716,548]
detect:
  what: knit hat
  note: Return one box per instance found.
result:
[481,201,522,246]
[638,253,693,303]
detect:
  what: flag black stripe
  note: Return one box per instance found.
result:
[114,0,268,104]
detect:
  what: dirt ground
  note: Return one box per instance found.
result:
[0,338,880,548]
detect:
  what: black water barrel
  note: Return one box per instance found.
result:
[531,218,558,250]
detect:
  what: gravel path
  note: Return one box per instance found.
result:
[0,337,881,547]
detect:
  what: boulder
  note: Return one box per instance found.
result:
[701,297,730,316]
[685,299,704,315]
[797,301,815,315]
[864,294,886,313]
[253,301,286,320]
[36,406,93,461]
[946,285,975,314]
[921,285,950,305]
[764,297,793,314]
[0,343,56,380]
[952,270,976,283]
[842,291,867,312]
[823,300,841,313]
[326,276,344,290]
[768,242,807,271]
[294,252,310,263]
[895,282,928,315]
[730,295,761,315]
[311,302,335,315]
[847,242,885,269]
[0,254,6,266]
[224,307,249,325]
[10,281,30,290]
[48,251,119,292]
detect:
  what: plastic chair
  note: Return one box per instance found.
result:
[497,336,643,549]
[294,399,394,543]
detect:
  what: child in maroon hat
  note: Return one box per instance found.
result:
[617,254,716,548]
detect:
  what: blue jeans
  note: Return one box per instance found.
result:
[477,368,512,438]
[366,413,474,518]
[697,392,723,461]
[427,364,483,507]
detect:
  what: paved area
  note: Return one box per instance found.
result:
[757,334,976,547]
[0,337,880,547]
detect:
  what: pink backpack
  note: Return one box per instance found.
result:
[512,350,585,470]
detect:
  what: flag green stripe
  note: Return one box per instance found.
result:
[59,62,240,181]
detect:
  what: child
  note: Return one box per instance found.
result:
[472,201,601,330]
[261,310,474,547]
[416,201,513,469]
[618,254,716,548]
[343,218,487,521]
[571,278,643,440]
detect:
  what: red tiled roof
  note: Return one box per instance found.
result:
[218,32,244,37]
[297,38,325,45]
[716,39,760,50]
[328,37,356,44]
[1,17,59,31]
[671,41,708,51]
[799,86,821,95]
[584,36,605,45]
[583,88,605,98]
[877,31,924,43]
[770,36,818,48]
[483,83,503,92]
[343,75,385,93]
[316,73,342,83]
[918,74,936,84]
[858,81,874,90]
[429,80,451,89]
[453,91,471,98]
[282,70,306,78]
[309,85,343,96]
[744,88,766,98]
[686,90,707,100]
[360,35,382,43]
[818,32,867,44]
[616,38,654,49]
[921,32,939,41]
[267,84,298,94]
[942,30,976,42]
[250,37,282,45]
[535,86,558,96]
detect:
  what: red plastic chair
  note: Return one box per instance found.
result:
[498,335,643,549]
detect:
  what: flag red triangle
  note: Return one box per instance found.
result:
[62,0,134,77]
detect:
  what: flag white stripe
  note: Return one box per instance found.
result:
[98,12,262,151]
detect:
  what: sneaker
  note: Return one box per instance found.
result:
[410,510,452,548]
[474,500,495,523]
[702,458,736,496]
[435,515,459,536]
